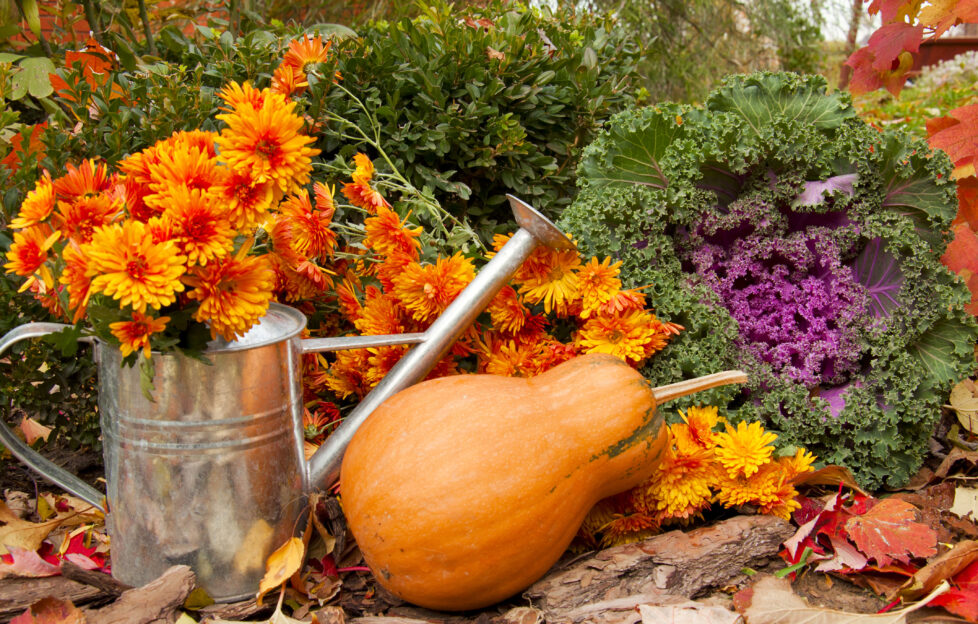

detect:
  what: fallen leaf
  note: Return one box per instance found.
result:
[899,540,978,601]
[0,545,60,578]
[639,602,743,623]
[18,416,51,445]
[0,501,63,555]
[9,596,86,624]
[845,498,937,567]
[929,559,978,621]
[952,487,978,519]
[257,537,305,606]
[949,380,978,433]
[816,535,869,573]
[743,574,948,623]
[935,447,978,479]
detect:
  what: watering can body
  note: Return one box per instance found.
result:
[0,195,576,601]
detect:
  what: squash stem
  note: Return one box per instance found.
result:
[650,370,748,406]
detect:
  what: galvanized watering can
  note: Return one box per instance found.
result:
[0,196,574,602]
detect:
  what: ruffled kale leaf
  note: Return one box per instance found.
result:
[560,72,977,489]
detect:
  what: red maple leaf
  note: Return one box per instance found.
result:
[930,559,978,621]
[954,176,978,230]
[928,104,978,173]
[942,222,978,316]
[866,22,925,73]
[844,498,937,567]
[867,0,916,22]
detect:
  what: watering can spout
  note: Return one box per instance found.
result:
[304,195,573,490]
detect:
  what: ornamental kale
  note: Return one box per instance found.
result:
[559,72,978,488]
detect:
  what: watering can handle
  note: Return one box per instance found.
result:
[0,323,104,510]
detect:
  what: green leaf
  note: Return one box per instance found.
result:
[878,134,957,249]
[0,52,25,64]
[577,107,685,190]
[9,56,56,100]
[910,317,977,388]
[20,0,40,36]
[707,72,856,136]
[41,326,84,358]
[307,23,358,40]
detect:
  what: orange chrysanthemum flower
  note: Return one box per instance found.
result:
[212,167,275,230]
[487,285,529,335]
[780,448,817,482]
[54,193,122,244]
[577,256,622,318]
[363,204,422,259]
[335,274,364,322]
[342,179,390,213]
[4,225,59,291]
[279,189,337,258]
[217,81,267,112]
[60,243,93,322]
[326,348,371,400]
[216,84,319,197]
[479,337,542,377]
[271,63,311,98]
[673,405,721,450]
[9,173,56,230]
[516,247,581,315]
[644,431,716,520]
[110,311,170,359]
[283,34,331,73]
[143,142,222,210]
[52,159,113,201]
[575,310,662,365]
[85,220,187,312]
[183,248,276,341]
[391,253,475,322]
[354,291,410,336]
[714,420,778,478]
[158,186,234,267]
[598,288,648,316]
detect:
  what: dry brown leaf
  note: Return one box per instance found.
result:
[256,537,305,606]
[639,602,743,623]
[950,380,978,433]
[743,575,948,623]
[899,541,978,601]
[0,501,64,555]
[936,448,978,479]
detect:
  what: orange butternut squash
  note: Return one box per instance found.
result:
[339,353,746,611]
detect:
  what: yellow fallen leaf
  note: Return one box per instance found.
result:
[256,537,305,606]
[0,501,63,555]
[949,380,978,433]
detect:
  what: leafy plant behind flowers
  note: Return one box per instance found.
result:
[559,72,978,489]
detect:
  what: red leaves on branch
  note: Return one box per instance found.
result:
[928,105,978,179]
[846,0,978,96]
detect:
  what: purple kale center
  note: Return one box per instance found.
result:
[685,187,869,387]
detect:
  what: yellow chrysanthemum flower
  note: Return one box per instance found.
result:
[9,173,55,230]
[714,462,785,510]
[516,247,581,315]
[715,421,778,478]
[60,242,92,322]
[487,285,529,335]
[110,311,170,359]
[278,189,337,259]
[216,83,320,197]
[575,310,661,365]
[577,256,622,319]
[4,225,59,291]
[85,220,187,313]
[644,430,717,520]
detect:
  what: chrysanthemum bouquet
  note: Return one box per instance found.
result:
[3,78,327,380]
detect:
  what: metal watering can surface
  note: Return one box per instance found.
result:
[0,196,574,602]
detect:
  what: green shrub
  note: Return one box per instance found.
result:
[313,1,640,240]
